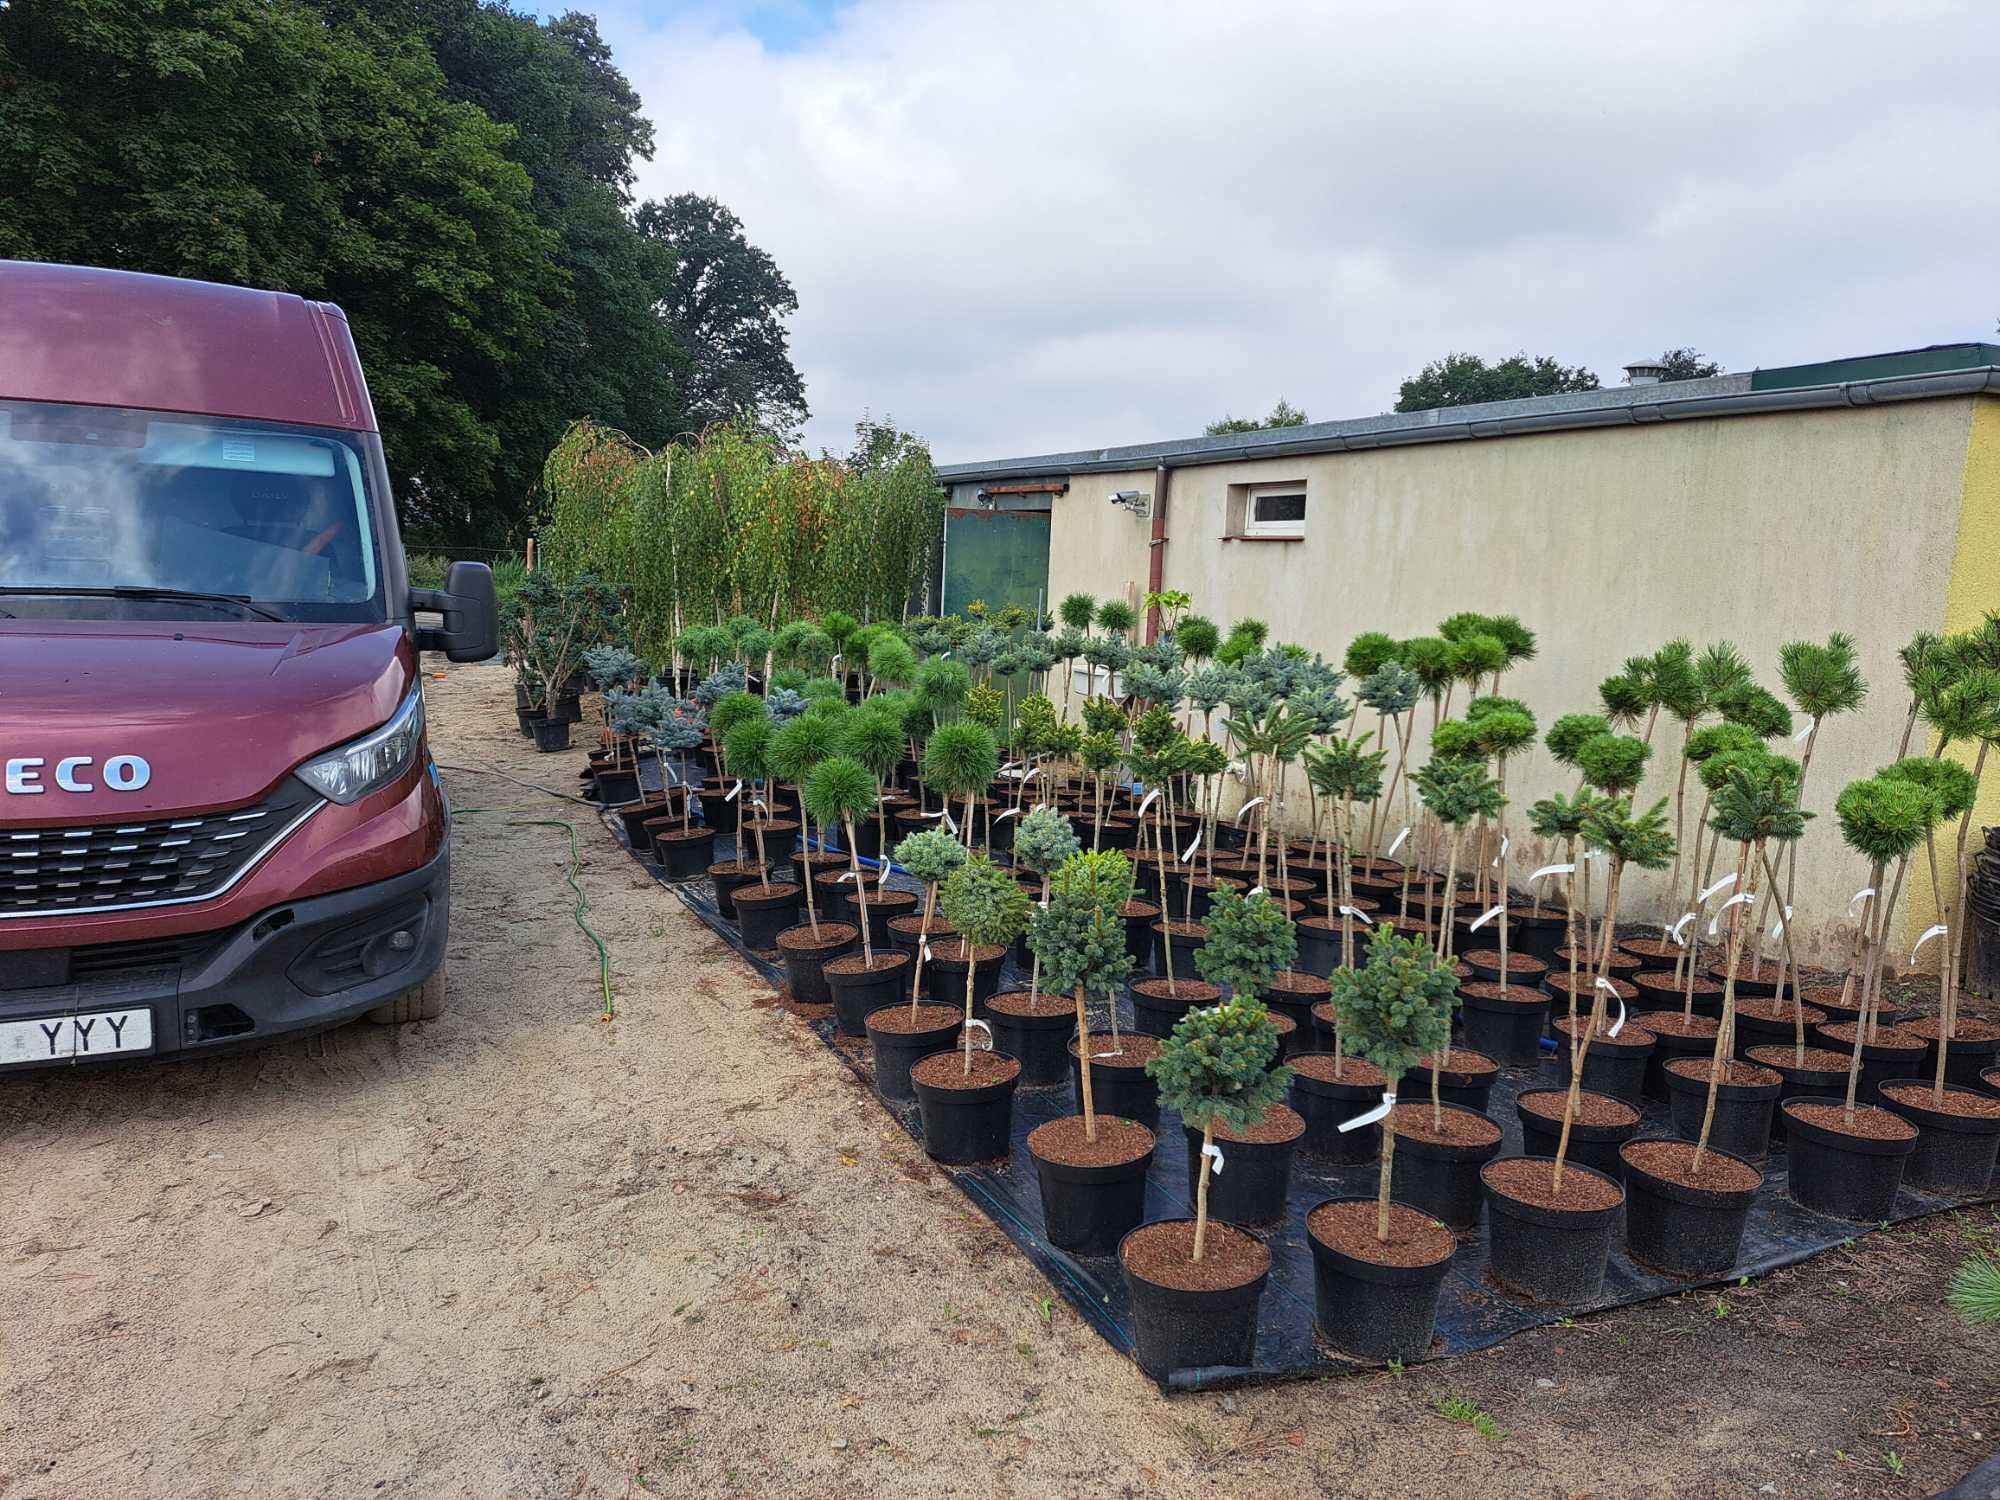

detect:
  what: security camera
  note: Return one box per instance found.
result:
[1109,490,1141,504]
[1107,488,1152,518]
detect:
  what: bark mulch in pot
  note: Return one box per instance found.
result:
[1618,1138,1762,1277]
[1618,936,1683,965]
[1544,970,1639,1006]
[1462,949,1550,984]
[1631,969,1724,1014]
[1289,1053,1386,1165]
[773,921,859,1006]
[1623,1138,1761,1192]
[1029,1116,1161,1254]
[1554,944,1642,979]
[1028,1114,1155,1168]
[1901,1016,2000,1087]
[1306,1198,1456,1361]
[1800,984,1911,1030]
[1120,1219,1271,1294]
[1484,1154,1625,1211]
[1480,1155,1625,1303]
[1733,998,1825,1055]
[1518,1086,1640,1131]
[1707,956,1786,997]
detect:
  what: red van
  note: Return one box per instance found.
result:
[0,261,497,1067]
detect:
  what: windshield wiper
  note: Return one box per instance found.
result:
[0,585,289,623]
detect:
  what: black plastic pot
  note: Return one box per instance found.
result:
[1709,959,1781,999]
[847,888,918,950]
[864,1005,961,1101]
[596,768,640,806]
[1294,919,1342,978]
[514,706,537,737]
[1458,985,1546,1068]
[741,818,799,867]
[1914,1027,2000,1090]
[1636,1014,1721,1100]
[1663,1058,1781,1162]
[1632,970,1724,1019]
[1150,920,1206,980]
[1463,950,1549,987]
[775,922,859,1005]
[1306,1197,1455,1362]
[1812,1022,1926,1103]
[1390,1105,1503,1230]
[912,1051,1021,1163]
[553,689,582,724]
[1744,1046,1850,1141]
[1121,902,1161,968]
[1620,1139,1761,1276]
[1553,1020,1655,1108]
[529,717,571,752]
[1288,1056,1383,1167]
[1181,1111,1302,1226]
[987,996,1077,1088]
[1879,1082,2000,1193]
[652,827,716,881]
[925,944,1008,1010]
[825,953,913,1036]
[1029,1121,1156,1256]
[1732,1004,1823,1061]
[1515,1090,1641,1182]
[1781,1098,1917,1221]
[707,861,765,919]
[1507,909,1568,966]
[700,781,742,837]
[1985,1066,2000,1101]
[1482,1158,1625,1304]
[732,882,802,949]
[1411,1052,1500,1115]
[1129,979,1221,1040]
[1069,1039,1161,1131]
[1263,979,1328,1059]
[1119,1220,1270,1382]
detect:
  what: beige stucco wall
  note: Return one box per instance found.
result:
[1044,397,1987,962]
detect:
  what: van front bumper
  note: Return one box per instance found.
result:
[0,839,449,1070]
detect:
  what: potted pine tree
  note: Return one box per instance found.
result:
[988,807,1084,1085]
[1186,889,1306,1219]
[1485,798,1672,1304]
[771,714,860,1002]
[911,855,1031,1162]
[1122,998,1288,1381]
[647,696,717,879]
[865,828,968,1101]
[719,716,803,948]
[1309,926,1462,1359]
[1026,849,1155,1254]
[805,755,912,1031]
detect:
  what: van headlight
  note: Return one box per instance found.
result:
[297,687,426,804]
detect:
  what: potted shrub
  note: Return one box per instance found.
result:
[506,571,619,751]
[1299,734,1387,976]
[921,719,999,850]
[1484,797,1671,1305]
[910,854,1030,1162]
[719,716,802,948]
[1025,849,1155,1254]
[1187,889,1307,1216]
[807,755,914,1035]
[865,827,968,1101]
[1121,997,1288,1380]
[585,646,647,802]
[647,695,716,878]
[770,708,850,919]
[988,807,1084,1085]
[1309,926,1463,1360]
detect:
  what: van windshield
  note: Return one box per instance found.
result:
[0,400,384,623]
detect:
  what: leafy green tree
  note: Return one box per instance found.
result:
[1330,928,1456,1235]
[1655,347,1723,380]
[1394,352,1599,412]
[1146,999,1289,1262]
[1204,398,1309,435]
[1413,756,1504,960]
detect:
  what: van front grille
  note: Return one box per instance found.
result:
[1,780,322,918]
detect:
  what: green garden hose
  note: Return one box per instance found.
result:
[446,791,615,1020]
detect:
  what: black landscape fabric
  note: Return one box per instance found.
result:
[600,777,1997,1392]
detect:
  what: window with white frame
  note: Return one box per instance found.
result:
[1242,481,1307,538]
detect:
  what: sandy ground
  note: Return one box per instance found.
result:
[3,660,1996,1500]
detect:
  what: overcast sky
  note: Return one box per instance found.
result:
[585,1,2000,464]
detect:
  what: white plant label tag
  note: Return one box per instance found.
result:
[1530,862,1574,883]
[1183,832,1203,863]
[1021,766,1043,781]
[837,870,860,883]
[1793,716,1817,743]
[1603,987,1628,1039]
[752,798,769,815]
[1137,788,1162,818]
[1909,924,1948,965]
[1235,796,1266,823]
[1670,911,1697,945]
[1338,905,1370,921]
[994,807,1023,822]
[1707,891,1755,937]
[920,941,933,962]
[1491,836,1510,868]
[1849,887,1876,914]
[1387,826,1411,856]
[1469,904,1505,933]
[725,780,743,802]
[1201,1142,1226,1176]
[965,1019,994,1051]
[1248,885,1266,898]
[1700,872,1738,903]
[1769,906,1793,939]
[999,760,1021,775]
[1340,1090,1395,1132]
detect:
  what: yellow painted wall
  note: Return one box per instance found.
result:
[1904,395,2000,955]
[1043,397,1988,961]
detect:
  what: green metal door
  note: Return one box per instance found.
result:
[941,506,1050,621]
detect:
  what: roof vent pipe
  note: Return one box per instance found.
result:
[1623,358,1667,386]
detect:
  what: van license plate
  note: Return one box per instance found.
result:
[0,1008,154,1067]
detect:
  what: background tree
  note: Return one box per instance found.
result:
[1655,347,1724,380]
[1394,352,1599,412]
[1204,399,1310,436]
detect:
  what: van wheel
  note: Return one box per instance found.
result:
[366,967,447,1024]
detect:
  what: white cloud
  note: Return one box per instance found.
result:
[593,0,2000,461]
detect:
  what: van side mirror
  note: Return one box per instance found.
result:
[413,560,499,662]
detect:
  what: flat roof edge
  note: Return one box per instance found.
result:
[938,366,2000,484]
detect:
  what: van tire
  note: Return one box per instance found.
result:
[366,967,447,1024]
